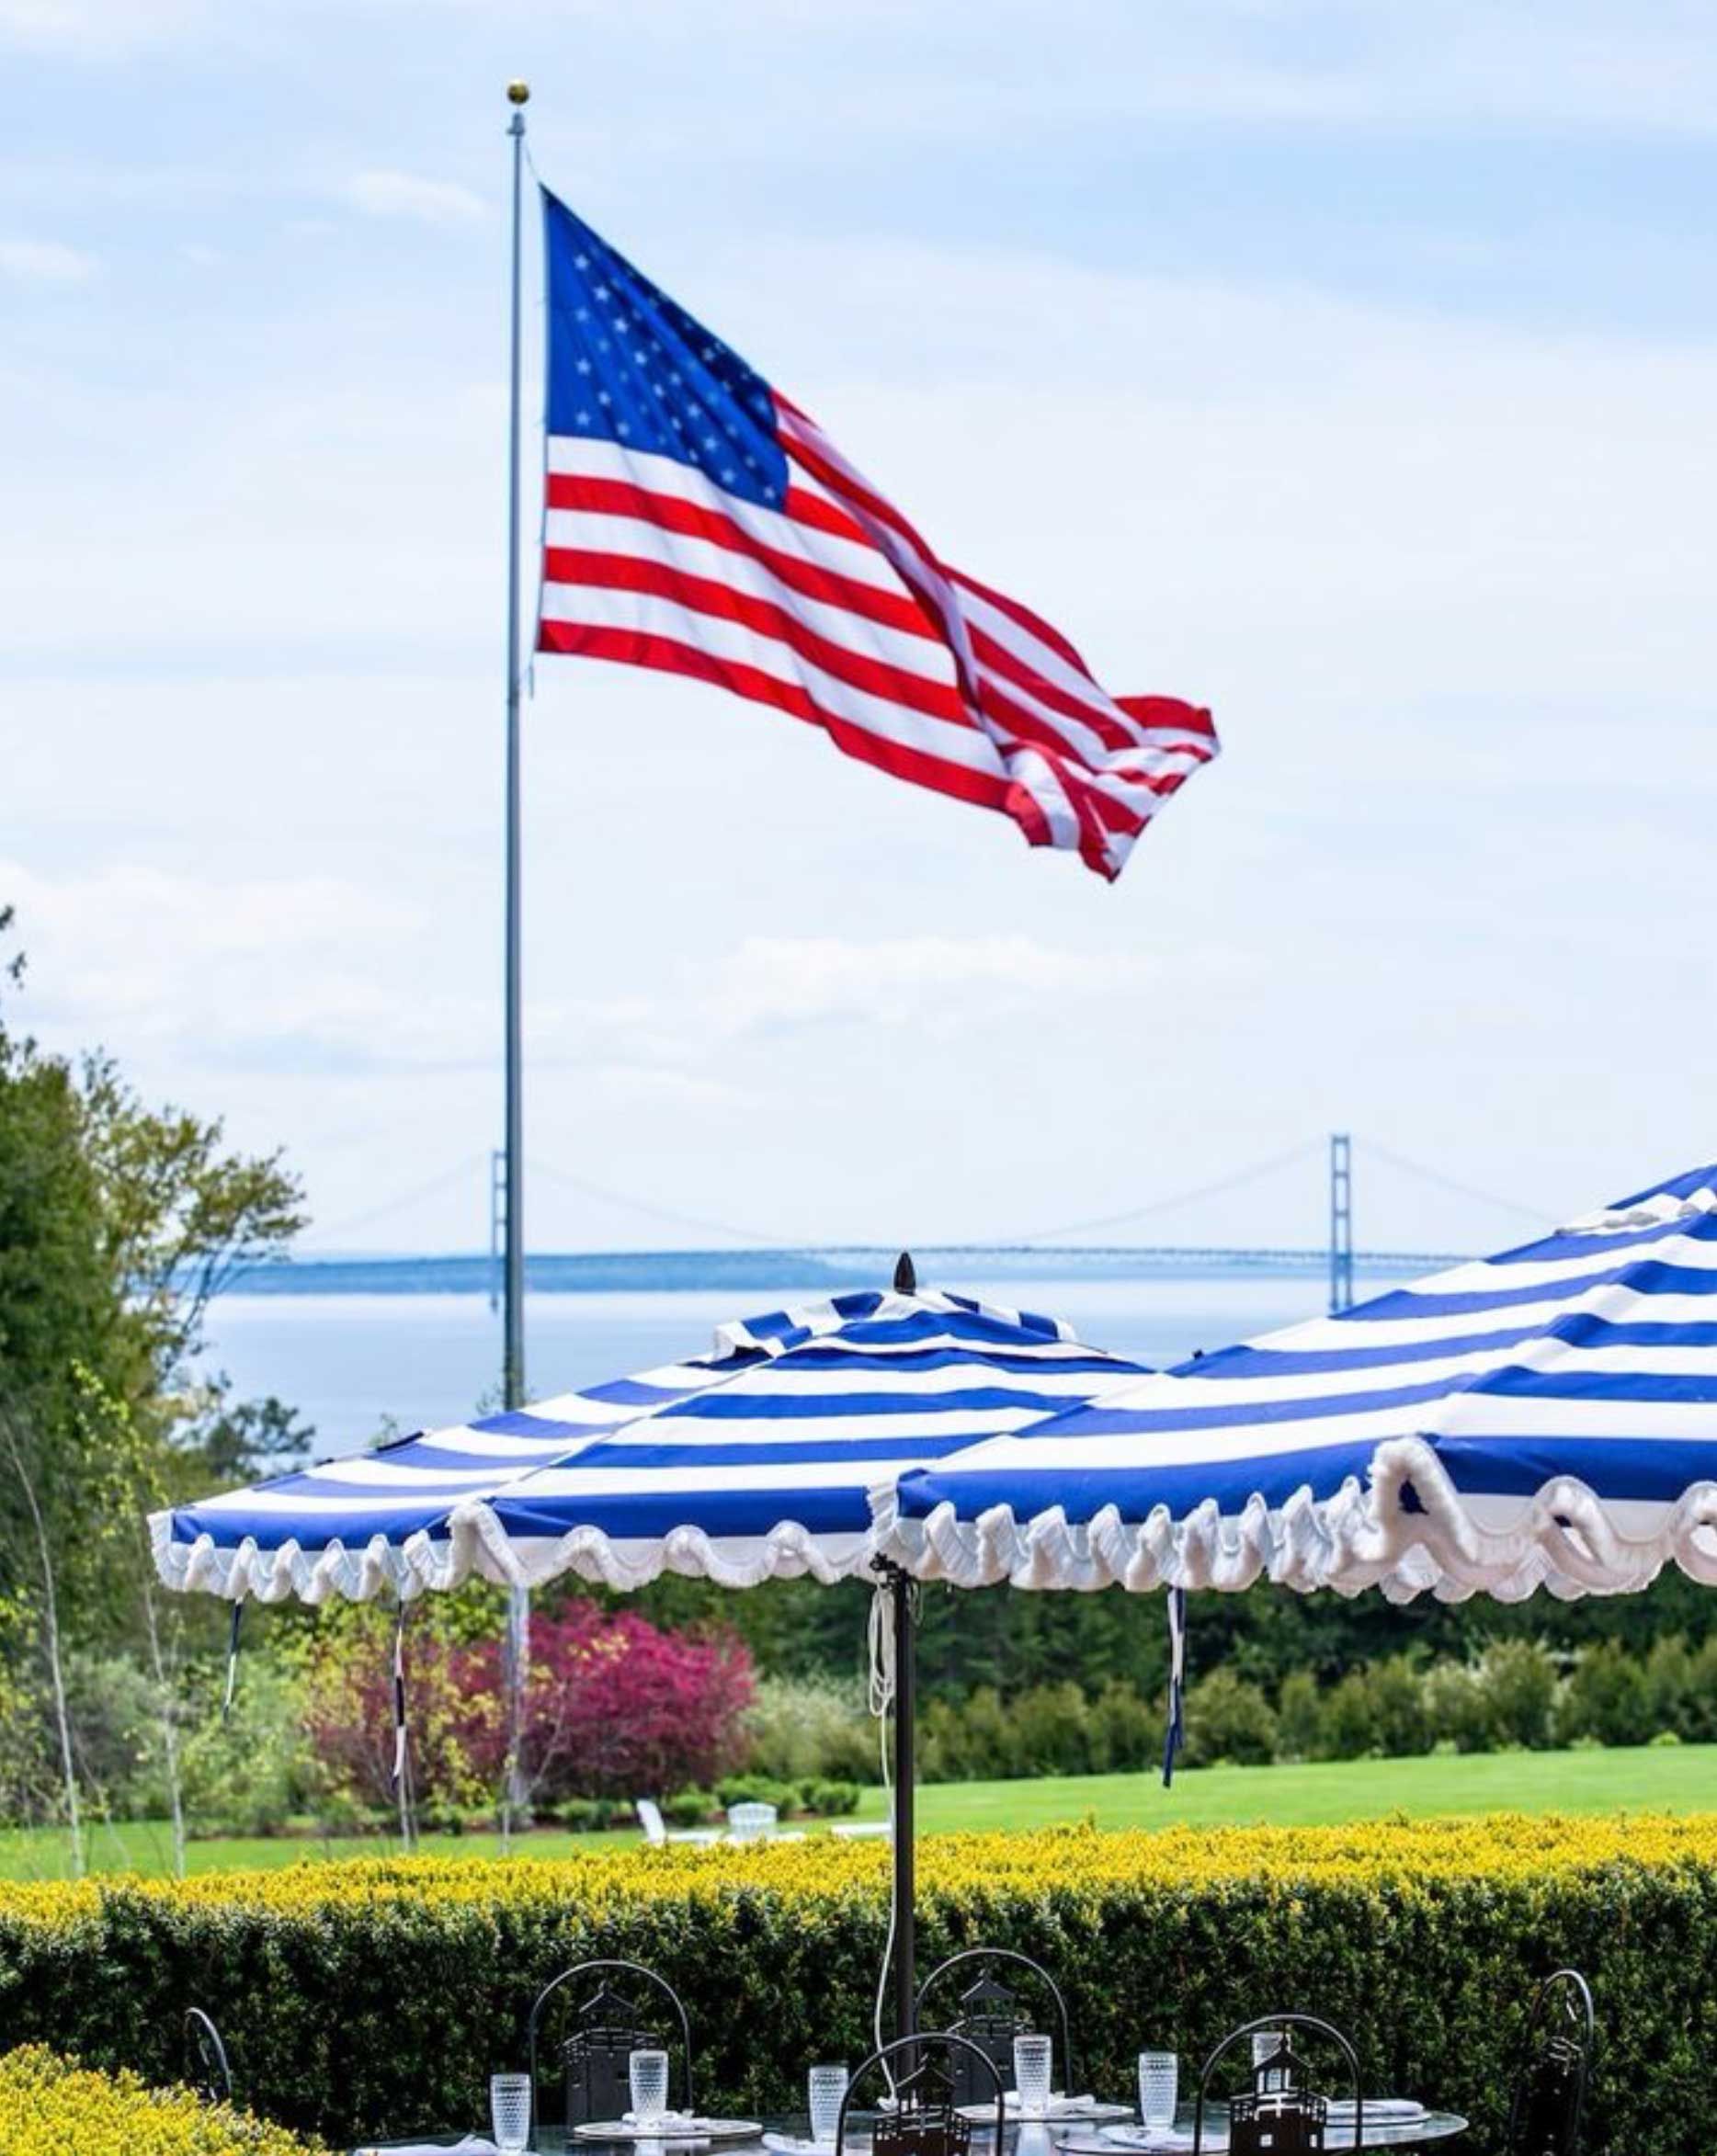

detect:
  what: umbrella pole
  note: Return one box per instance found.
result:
[891,1564,915,2041]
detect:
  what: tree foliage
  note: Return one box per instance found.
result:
[0,903,307,1809]
[301,1591,756,1815]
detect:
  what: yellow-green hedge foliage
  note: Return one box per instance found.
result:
[2,1815,1712,2152]
[0,2046,325,2154]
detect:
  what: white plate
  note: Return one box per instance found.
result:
[959,2100,1132,2125]
[1325,2102,1426,2123]
[573,2121,762,2143]
[762,2137,869,2156]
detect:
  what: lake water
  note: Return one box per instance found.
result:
[200,1271,1357,1455]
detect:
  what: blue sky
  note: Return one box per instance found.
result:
[6,0,1716,1258]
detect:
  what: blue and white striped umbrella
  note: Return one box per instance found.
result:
[872,1165,1717,1604]
[153,1287,1149,1605]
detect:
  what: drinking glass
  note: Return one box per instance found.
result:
[1138,2052,1178,2129]
[630,2048,672,2124]
[489,2072,532,2154]
[1013,2033,1054,2116]
[808,2063,850,2145]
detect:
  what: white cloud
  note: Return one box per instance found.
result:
[0,859,436,1075]
[0,236,95,282]
[718,936,1164,1039]
[340,169,484,230]
[0,0,203,50]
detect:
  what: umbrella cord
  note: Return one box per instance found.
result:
[221,1602,243,1726]
[1162,1587,1187,1787]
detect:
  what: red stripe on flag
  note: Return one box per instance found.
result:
[950,566,1092,678]
[542,550,968,726]
[536,620,1015,816]
[545,471,940,643]
[1116,693,1219,743]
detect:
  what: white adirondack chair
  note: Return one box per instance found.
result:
[635,1797,721,1847]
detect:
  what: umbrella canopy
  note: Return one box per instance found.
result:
[152,1285,1150,1605]
[872,1163,1717,1604]
[153,1277,1151,2046]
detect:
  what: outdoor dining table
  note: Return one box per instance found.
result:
[354,2105,1469,2153]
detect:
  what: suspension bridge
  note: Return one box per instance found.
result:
[239,1136,1556,1307]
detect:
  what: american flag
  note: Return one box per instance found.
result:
[537,188,1218,880]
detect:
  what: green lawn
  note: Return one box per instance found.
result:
[4,1744,1712,1882]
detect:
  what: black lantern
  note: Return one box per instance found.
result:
[562,1980,662,2130]
[915,1946,1076,2107]
[526,1957,696,2140]
[1228,2037,1327,2156]
[842,2035,1006,2156]
[1192,2014,1361,2156]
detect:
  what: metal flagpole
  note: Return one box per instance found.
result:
[501,77,531,1846]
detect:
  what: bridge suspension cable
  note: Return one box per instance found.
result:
[527,1156,797,1248]
[299,1134,1551,1261]
[1359,1140,1550,1226]
[1005,1138,1325,1245]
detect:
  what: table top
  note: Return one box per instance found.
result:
[1058,2105,1468,2151]
[356,2104,1467,2154]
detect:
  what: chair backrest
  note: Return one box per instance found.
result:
[527,1958,695,2135]
[1505,1969,1594,2156]
[838,2033,1006,2156]
[914,1946,1076,2105]
[636,1799,667,1846]
[183,2007,234,2107]
[1193,2013,1360,2156]
[727,1801,777,1842]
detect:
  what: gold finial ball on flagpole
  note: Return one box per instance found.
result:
[506,80,530,106]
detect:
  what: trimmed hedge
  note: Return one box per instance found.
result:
[0,2045,325,2153]
[1,1816,1712,2151]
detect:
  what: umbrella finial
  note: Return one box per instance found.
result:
[893,1250,917,1295]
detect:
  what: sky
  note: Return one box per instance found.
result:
[5,0,1717,1261]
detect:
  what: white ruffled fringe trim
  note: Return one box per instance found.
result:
[867,1439,1717,1605]
[149,1501,872,1605]
[150,1439,1717,1606]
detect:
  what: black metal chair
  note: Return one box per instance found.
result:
[183,2007,234,2106]
[837,2034,1006,2156]
[914,1947,1076,2107]
[1505,1969,1594,2156]
[527,1957,695,2138]
[1192,2013,1361,2156]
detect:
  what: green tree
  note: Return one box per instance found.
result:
[0,906,306,1855]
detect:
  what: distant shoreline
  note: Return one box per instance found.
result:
[225,1244,1465,1297]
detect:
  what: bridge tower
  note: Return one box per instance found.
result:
[1329,1132,1355,1314]
[489,1147,507,1314]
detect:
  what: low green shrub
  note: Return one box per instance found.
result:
[0,2045,325,2153]
[1182,1668,1278,1766]
[1559,1640,1655,1747]
[0,1817,1711,2152]
[922,1681,1164,1782]
[660,1790,714,1828]
[1086,1678,1165,1773]
[552,1797,622,1833]
[743,1675,877,1785]
[795,1777,860,1817]
[713,1771,797,1813]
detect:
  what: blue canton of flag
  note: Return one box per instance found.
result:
[543,194,787,511]
[536,187,1217,879]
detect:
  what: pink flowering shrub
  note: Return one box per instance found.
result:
[305,1596,755,1814]
[444,1602,756,1802]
